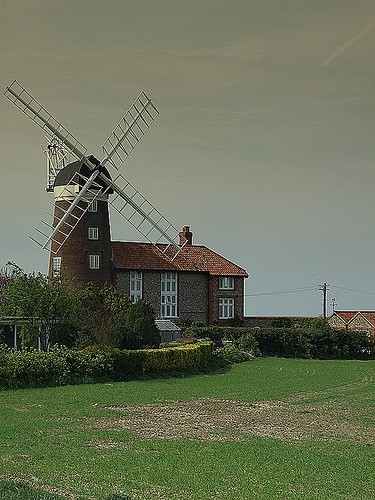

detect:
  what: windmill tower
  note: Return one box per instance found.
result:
[48,155,114,286]
[4,81,187,288]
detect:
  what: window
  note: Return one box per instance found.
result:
[52,256,61,277]
[88,200,98,212]
[130,270,142,303]
[219,276,234,289]
[161,271,177,317]
[89,254,100,269]
[88,227,99,240]
[219,298,234,319]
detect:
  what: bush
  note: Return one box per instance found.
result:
[182,324,375,360]
[0,342,214,389]
[216,345,255,364]
[234,332,260,356]
[121,300,160,349]
[143,342,213,372]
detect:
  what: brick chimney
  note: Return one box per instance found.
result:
[179,225,193,246]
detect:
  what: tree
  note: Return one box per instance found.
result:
[0,261,23,307]
[72,285,131,348]
[1,273,73,351]
[121,299,160,350]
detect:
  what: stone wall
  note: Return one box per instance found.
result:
[115,270,208,324]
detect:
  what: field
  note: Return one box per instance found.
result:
[0,357,374,499]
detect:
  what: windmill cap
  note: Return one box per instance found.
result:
[53,155,114,194]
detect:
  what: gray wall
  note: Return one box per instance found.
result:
[115,270,208,324]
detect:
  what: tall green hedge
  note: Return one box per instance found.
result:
[185,324,375,360]
[0,342,213,390]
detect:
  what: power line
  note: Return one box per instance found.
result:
[245,286,316,297]
[331,284,375,296]
[245,282,375,302]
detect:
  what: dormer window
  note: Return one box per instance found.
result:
[219,276,234,290]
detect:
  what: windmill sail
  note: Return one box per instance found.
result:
[4,81,87,162]
[101,91,159,171]
[108,172,183,259]
[30,171,104,253]
[5,80,183,260]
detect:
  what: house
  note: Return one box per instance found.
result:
[113,226,248,325]
[328,311,375,338]
[48,161,248,325]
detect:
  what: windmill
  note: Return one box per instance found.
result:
[4,81,186,286]
[42,132,72,192]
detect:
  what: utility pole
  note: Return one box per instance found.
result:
[319,283,330,320]
[331,297,336,314]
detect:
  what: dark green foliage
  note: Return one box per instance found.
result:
[1,273,73,351]
[216,345,255,364]
[234,332,260,355]
[271,317,293,328]
[184,325,247,345]
[121,300,160,349]
[186,322,375,360]
[72,285,131,348]
[0,342,213,389]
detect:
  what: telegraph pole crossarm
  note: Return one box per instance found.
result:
[319,282,330,320]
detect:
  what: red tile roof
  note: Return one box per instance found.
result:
[112,241,248,277]
[330,311,375,326]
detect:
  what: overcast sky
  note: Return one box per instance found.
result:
[1,0,375,316]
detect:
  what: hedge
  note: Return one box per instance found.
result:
[0,342,213,390]
[185,325,375,360]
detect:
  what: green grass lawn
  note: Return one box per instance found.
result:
[0,357,374,499]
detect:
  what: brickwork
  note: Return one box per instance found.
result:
[49,199,112,287]
[209,276,245,324]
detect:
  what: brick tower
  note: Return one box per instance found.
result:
[48,156,113,288]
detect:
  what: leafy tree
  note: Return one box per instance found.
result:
[1,273,73,351]
[72,285,131,348]
[0,261,23,307]
[121,300,160,350]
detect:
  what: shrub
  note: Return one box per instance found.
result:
[143,342,213,372]
[182,324,375,360]
[216,345,255,364]
[121,300,160,349]
[234,332,260,356]
[0,342,214,389]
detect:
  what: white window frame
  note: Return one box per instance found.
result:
[88,227,99,240]
[219,276,234,290]
[219,298,234,319]
[52,256,61,278]
[161,271,177,318]
[88,199,98,212]
[89,254,100,269]
[130,270,142,303]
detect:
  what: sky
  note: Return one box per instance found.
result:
[1,0,375,317]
